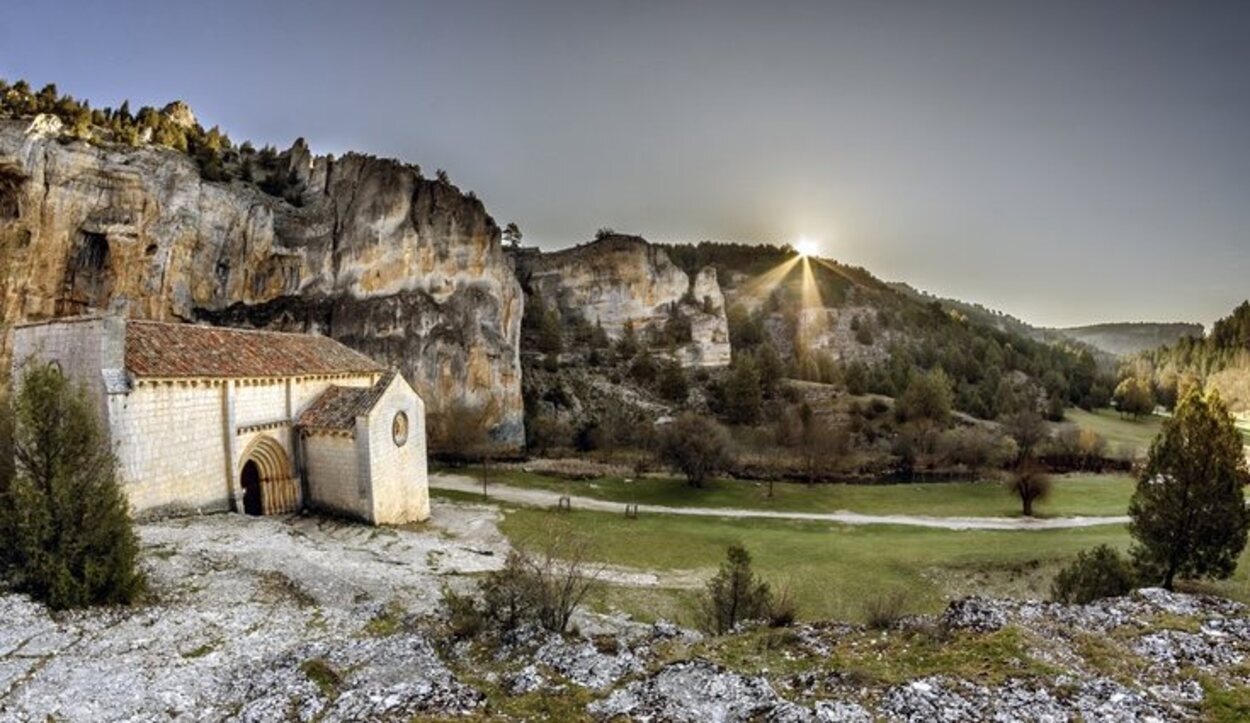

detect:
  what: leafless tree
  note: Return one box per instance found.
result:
[1006,463,1052,517]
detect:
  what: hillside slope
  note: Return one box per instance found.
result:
[1136,300,1250,412]
[889,281,1201,360]
[516,235,1113,465]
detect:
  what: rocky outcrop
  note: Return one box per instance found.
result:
[0,116,523,446]
[517,235,730,367]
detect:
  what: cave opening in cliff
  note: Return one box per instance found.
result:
[62,231,111,312]
[0,172,20,221]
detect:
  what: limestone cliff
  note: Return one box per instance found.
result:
[516,235,730,367]
[0,116,523,447]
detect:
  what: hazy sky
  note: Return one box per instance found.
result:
[2,1,1247,327]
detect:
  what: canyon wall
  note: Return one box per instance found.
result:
[516,234,731,367]
[0,116,523,446]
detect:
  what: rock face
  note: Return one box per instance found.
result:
[0,118,523,447]
[517,234,730,367]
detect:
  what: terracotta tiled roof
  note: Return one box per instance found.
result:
[125,321,386,379]
[297,372,396,431]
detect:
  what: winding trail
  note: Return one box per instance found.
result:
[430,473,1130,531]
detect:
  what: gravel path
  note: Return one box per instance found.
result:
[431,473,1130,531]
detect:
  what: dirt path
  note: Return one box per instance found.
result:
[431,473,1130,531]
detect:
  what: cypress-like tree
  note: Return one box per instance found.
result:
[1129,388,1249,590]
[0,365,144,609]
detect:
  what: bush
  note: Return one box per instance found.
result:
[658,359,689,403]
[439,585,486,640]
[767,580,799,627]
[474,524,600,635]
[480,551,540,632]
[895,369,954,424]
[527,414,572,457]
[0,365,145,610]
[702,544,773,634]
[1051,545,1135,604]
[658,413,733,487]
[862,589,911,630]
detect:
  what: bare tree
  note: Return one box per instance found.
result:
[1006,463,1052,517]
[429,400,499,496]
[479,522,603,633]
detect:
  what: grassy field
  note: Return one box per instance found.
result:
[1064,407,1163,457]
[483,503,1250,625]
[458,468,1136,518]
[1067,407,1250,453]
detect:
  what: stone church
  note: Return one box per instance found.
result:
[10,314,430,525]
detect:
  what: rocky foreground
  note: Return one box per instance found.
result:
[1,509,1248,721]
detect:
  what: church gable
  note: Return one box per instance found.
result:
[299,371,398,433]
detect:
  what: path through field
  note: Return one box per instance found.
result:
[431,473,1130,531]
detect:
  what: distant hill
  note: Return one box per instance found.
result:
[1057,322,1204,357]
[886,282,1054,342]
[887,282,1201,360]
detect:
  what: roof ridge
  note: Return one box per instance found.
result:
[128,319,334,340]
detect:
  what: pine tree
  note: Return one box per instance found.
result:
[1129,388,1249,590]
[658,358,689,403]
[0,365,145,609]
[702,544,773,634]
[725,354,763,425]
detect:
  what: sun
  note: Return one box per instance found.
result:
[794,237,819,258]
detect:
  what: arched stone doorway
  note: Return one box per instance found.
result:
[241,460,263,516]
[238,435,299,516]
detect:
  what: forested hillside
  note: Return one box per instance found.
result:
[519,235,1119,479]
[1132,301,1250,412]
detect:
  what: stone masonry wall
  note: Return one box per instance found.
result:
[303,433,367,520]
[109,381,230,514]
[362,376,429,524]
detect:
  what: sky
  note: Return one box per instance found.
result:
[2,0,1248,328]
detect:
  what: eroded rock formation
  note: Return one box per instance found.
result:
[516,234,731,367]
[0,116,523,447]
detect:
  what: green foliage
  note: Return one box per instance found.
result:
[480,551,541,631]
[661,303,693,347]
[658,358,689,403]
[862,589,912,630]
[1051,545,1135,603]
[726,303,766,349]
[724,354,763,425]
[615,321,640,360]
[1113,377,1154,419]
[1136,300,1250,412]
[440,585,486,640]
[894,368,954,424]
[299,658,342,699]
[1129,389,1250,589]
[658,413,733,487]
[503,221,523,248]
[526,414,573,456]
[1000,410,1047,461]
[628,347,658,384]
[0,77,327,201]
[0,365,144,610]
[474,526,598,634]
[702,544,773,634]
